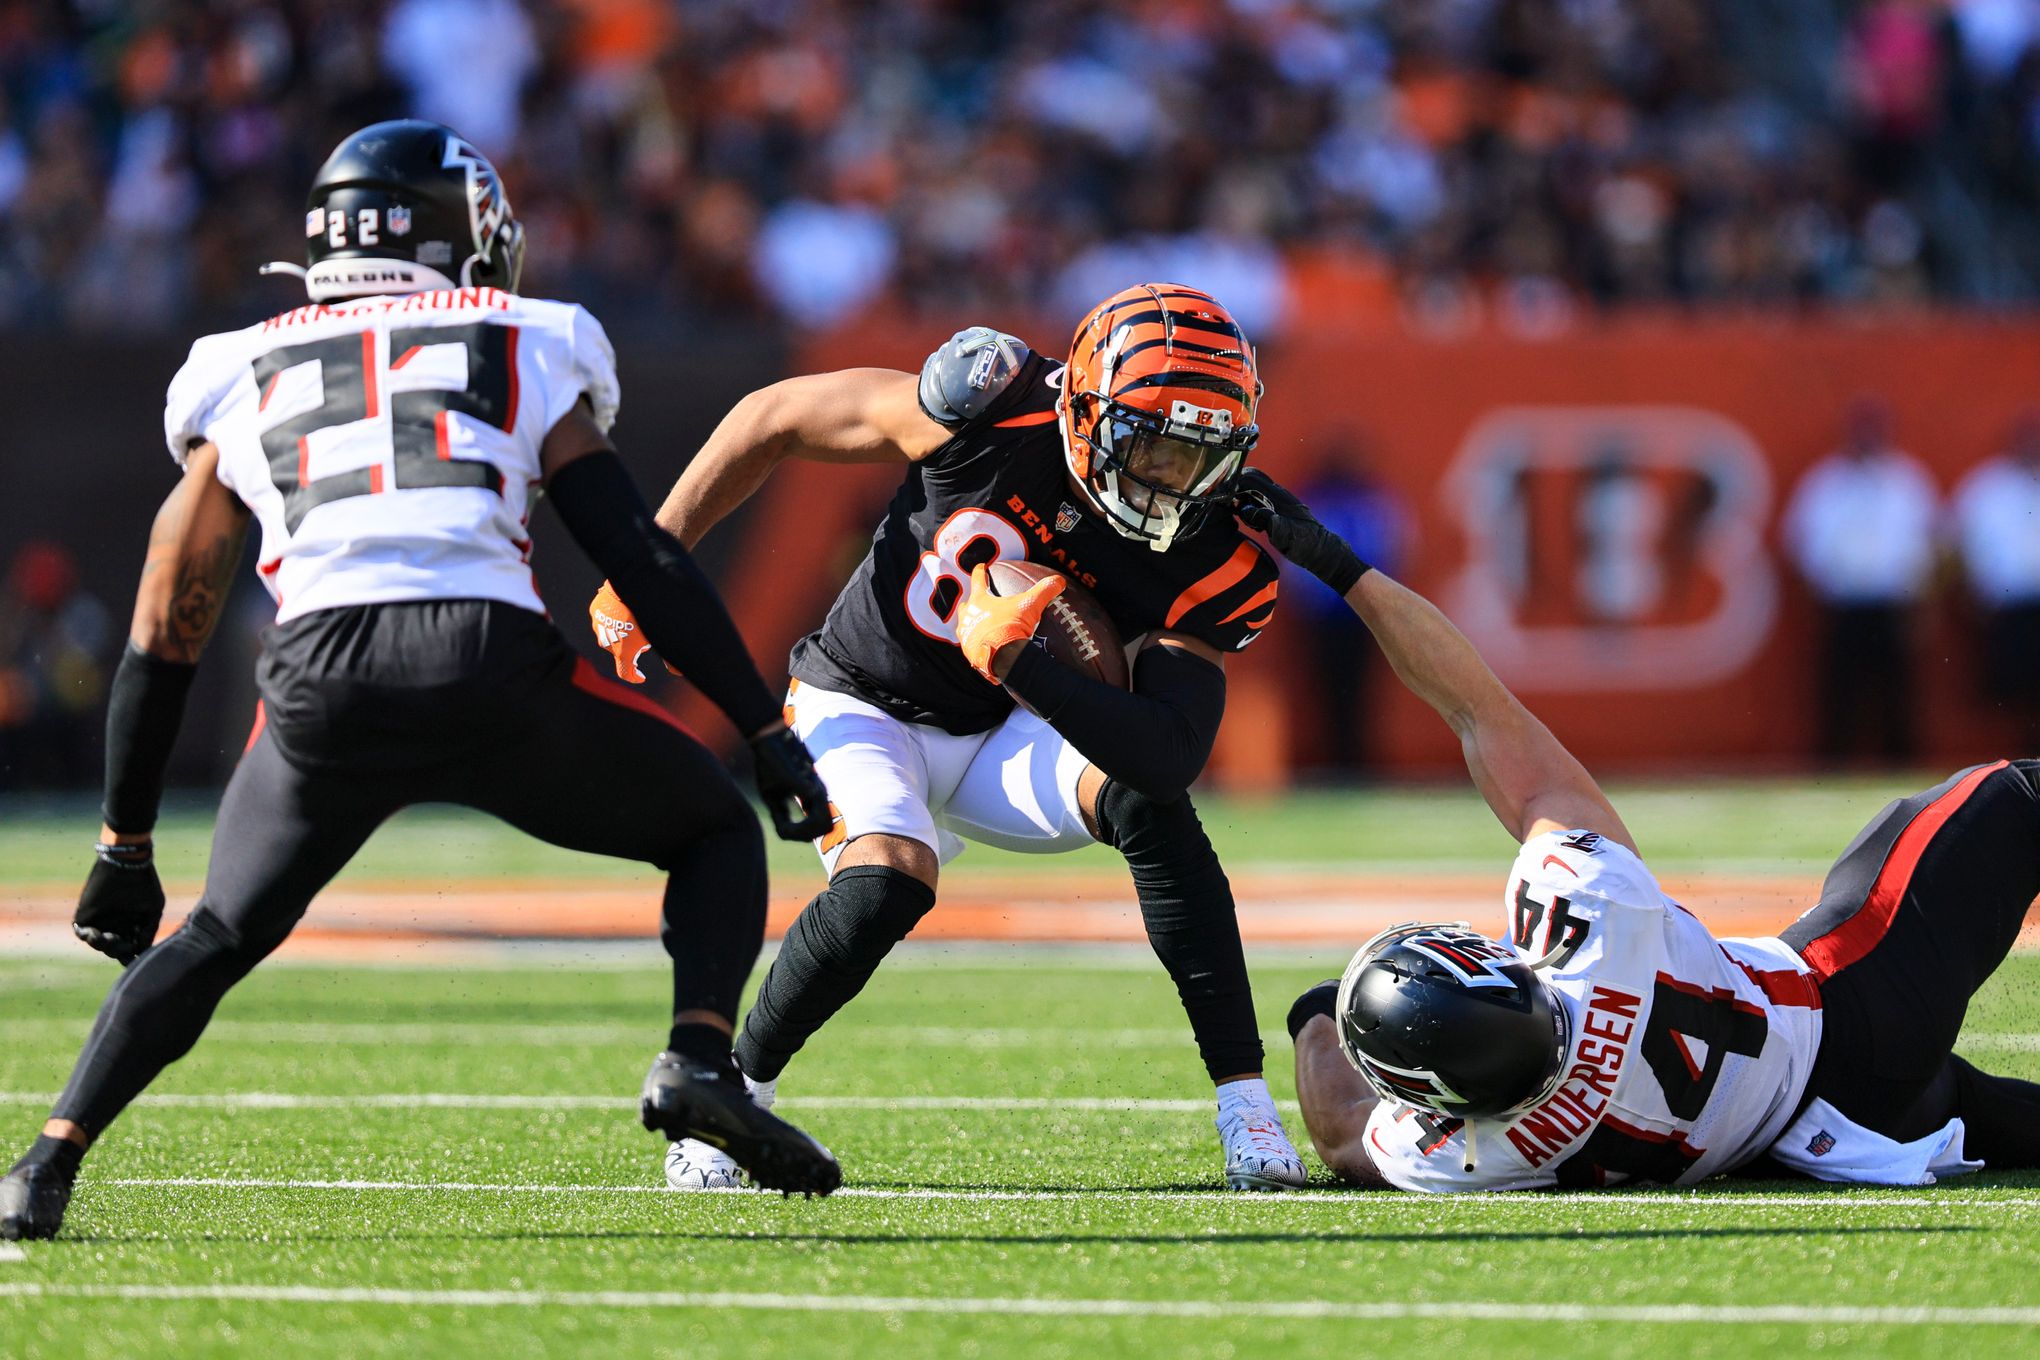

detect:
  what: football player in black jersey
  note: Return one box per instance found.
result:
[591,284,1309,1190]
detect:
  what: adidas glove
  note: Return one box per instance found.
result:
[955,563,1064,683]
[1232,469,1371,596]
[590,580,678,684]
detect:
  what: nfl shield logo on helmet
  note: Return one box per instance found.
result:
[1055,502,1083,534]
[387,205,413,237]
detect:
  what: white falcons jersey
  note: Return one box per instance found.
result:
[163,287,619,623]
[1363,829,1824,1192]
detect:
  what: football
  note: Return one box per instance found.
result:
[985,559,1131,693]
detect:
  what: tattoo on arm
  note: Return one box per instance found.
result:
[161,530,242,661]
[132,456,250,664]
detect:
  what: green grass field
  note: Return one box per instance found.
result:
[4,776,2039,1356]
[0,771,1951,886]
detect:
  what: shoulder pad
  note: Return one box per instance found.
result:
[918,326,1032,430]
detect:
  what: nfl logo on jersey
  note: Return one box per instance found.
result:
[1807,1129,1836,1158]
[1055,502,1082,534]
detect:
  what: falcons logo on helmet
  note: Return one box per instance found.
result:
[1399,928,1521,989]
[442,134,513,266]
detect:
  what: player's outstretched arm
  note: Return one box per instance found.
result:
[653,368,949,549]
[1235,470,1632,851]
[76,444,251,964]
[541,406,831,842]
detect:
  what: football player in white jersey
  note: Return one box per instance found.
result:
[1239,471,2040,1191]
[0,121,843,1241]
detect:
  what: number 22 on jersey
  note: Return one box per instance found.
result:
[253,321,517,533]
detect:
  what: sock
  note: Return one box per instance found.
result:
[1094,781,1264,1082]
[744,1075,776,1110]
[11,1135,85,1179]
[666,1021,737,1074]
[734,865,936,1082]
[1217,1077,1276,1113]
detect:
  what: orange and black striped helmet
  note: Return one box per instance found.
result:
[1059,283,1261,550]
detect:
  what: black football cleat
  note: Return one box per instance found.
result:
[0,1161,74,1241]
[639,1052,841,1197]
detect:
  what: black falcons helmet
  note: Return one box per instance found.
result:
[273,120,524,302]
[1335,921,1570,1120]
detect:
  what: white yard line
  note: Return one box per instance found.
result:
[91,1175,2040,1210]
[0,1091,1229,1113]
[0,1282,2032,1325]
[0,1245,24,1264]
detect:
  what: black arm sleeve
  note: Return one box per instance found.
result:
[102,643,199,835]
[1002,642,1225,803]
[546,450,781,736]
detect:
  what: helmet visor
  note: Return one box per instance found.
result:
[1102,419,1244,515]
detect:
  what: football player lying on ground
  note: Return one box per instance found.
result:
[591,285,1311,1190]
[1241,471,2040,1191]
[0,121,842,1241]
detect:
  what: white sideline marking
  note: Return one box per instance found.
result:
[0,1091,1227,1113]
[0,1245,24,1263]
[92,1175,2040,1210]
[0,1282,2034,1325]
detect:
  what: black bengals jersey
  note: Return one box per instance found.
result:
[789,343,1280,735]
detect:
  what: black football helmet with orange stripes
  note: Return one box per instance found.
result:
[1336,922,1571,1120]
[1059,283,1261,551]
[264,120,525,303]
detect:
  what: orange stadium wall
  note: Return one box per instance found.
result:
[672,315,2040,785]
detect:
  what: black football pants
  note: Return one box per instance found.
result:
[50,600,766,1139]
[1780,758,2040,1164]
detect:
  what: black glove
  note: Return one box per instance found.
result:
[749,727,833,843]
[74,842,165,965]
[1232,468,1372,595]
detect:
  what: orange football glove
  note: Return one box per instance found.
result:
[589,581,678,684]
[955,563,1064,683]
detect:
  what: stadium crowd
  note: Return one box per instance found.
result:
[1,0,2038,337]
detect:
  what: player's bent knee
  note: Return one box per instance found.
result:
[833,832,939,890]
[1092,778,1200,853]
[795,864,937,970]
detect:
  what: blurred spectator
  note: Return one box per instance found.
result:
[1283,440,1410,778]
[1782,396,1939,764]
[382,0,537,153]
[1952,408,2040,744]
[0,541,113,790]
[0,2,2033,334]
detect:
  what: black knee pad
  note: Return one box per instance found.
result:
[797,864,937,969]
[1095,779,1222,878]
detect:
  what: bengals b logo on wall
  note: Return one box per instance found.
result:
[1441,407,1778,692]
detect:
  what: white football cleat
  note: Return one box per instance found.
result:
[661,1074,779,1192]
[1216,1100,1308,1191]
[663,1138,744,1190]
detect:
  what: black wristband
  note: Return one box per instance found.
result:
[1318,549,1370,599]
[1286,979,1341,1041]
[101,644,197,835]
